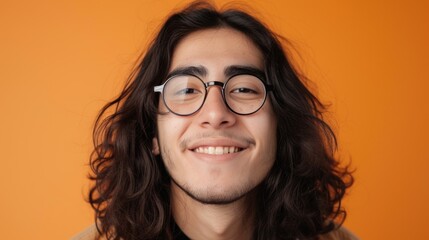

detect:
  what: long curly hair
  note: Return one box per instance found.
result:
[88,1,354,239]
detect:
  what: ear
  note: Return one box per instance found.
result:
[152,137,160,155]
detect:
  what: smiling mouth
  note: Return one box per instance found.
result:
[192,146,244,155]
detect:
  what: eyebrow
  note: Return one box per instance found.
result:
[167,66,207,79]
[167,65,265,80]
[224,65,265,79]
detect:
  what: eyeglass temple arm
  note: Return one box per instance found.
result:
[154,85,163,93]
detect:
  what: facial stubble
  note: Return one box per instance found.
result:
[160,144,261,205]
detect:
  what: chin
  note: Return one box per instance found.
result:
[172,177,257,205]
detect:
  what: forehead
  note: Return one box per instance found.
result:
[169,27,264,74]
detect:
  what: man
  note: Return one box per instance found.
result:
[75,1,355,239]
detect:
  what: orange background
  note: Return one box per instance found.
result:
[1,0,428,239]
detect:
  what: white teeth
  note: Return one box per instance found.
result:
[208,147,215,154]
[229,146,234,153]
[193,146,241,154]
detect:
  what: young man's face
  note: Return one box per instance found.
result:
[154,28,277,204]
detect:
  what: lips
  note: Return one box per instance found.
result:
[180,135,255,160]
[193,146,243,155]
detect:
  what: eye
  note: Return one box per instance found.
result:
[231,87,258,94]
[176,88,201,95]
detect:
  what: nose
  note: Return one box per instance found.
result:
[196,86,236,129]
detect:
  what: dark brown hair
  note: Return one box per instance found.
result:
[89,1,354,239]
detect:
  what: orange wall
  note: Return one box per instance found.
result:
[1,0,428,239]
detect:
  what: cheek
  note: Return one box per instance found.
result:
[253,106,277,142]
[250,109,277,162]
[157,116,190,150]
[157,117,179,169]
[157,96,191,138]
[157,117,175,144]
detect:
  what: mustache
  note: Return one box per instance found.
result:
[179,132,255,150]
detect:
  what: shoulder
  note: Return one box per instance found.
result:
[318,226,359,240]
[71,225,102,240]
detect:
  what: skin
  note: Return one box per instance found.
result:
[153,27,277,240]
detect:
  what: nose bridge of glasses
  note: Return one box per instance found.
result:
[201,81,228,111]
[203,80,226,101]
[204,81,225,89]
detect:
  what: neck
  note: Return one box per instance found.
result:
[171,182,256,240]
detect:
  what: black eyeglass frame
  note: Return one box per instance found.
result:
[154,73,273,116]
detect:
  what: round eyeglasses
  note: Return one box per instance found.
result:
[154,74,273,116]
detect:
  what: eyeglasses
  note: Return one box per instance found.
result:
[154,74,273,116]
